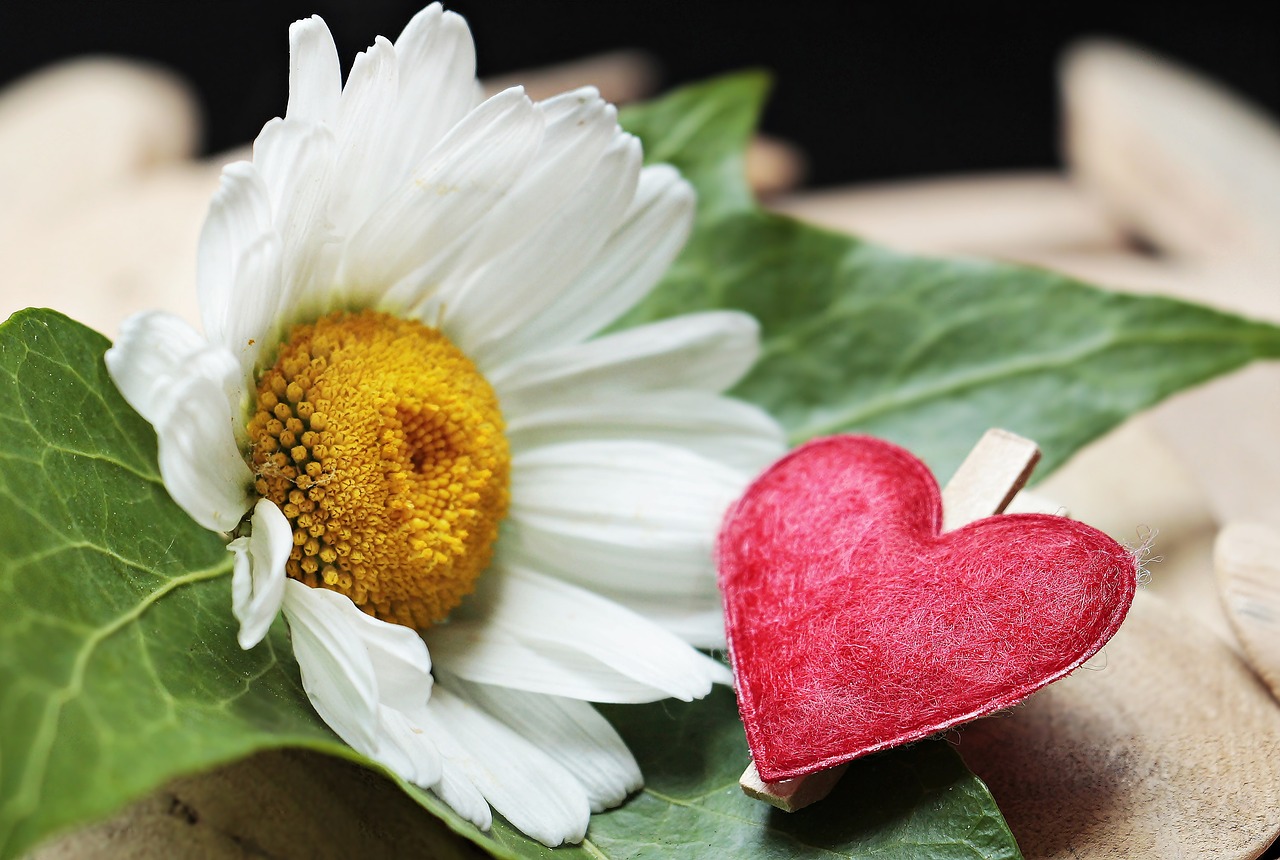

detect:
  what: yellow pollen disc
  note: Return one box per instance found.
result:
[247,309,510,628]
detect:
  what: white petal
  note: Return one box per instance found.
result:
[501,518,719,599]
[343,87,544,301]
[342,601,434,713]
[374,704,443,788]
[433,766,492,833]
[619,599,731,650]
[229,499,291,649]
[417,707,492,832]
[507,501,734,652]
[282,583,442,787]
[386,90,630,323]
[390,5,480,170]
[253,118,331,228]
[197,162,276,353]
[451,134,641,365]
[281,581,380,753]
[286,15,341,125]
[438,92,637,358]
[498,440,750,648]
[195,167,287,402]
[491,312,763,417]
[424,686,592,847]
[426,89,623,292]
[449,563,730,701]
[328,36,401,238]
[506,389,785,473]
[106,311,252,532]
[219,230,284,383]
[445,678,640,813]
[505,164,695,351]
[427,623,666,703]
[250,118,338,329]
[107,312,223,423]
[503,440,743,597]
[151,370,254,534]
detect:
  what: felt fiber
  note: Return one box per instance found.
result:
[717,435,1138,782]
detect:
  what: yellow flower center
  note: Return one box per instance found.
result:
[247,309,510,628]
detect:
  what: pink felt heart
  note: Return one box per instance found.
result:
[717,435,1137,782]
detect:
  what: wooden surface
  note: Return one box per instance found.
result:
[26,750,488,860]
[772,172,1124,257]
[1217,523,1280,702]
[1061,40,1280,274]
[958,590,1280,860]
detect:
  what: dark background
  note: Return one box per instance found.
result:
[1,1,1278,187]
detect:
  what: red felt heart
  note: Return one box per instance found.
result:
[717,435,1137,782]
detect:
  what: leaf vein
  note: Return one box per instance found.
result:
[788,327,1250,442]
[3,558,232,850]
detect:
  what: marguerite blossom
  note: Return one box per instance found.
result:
[105,4,785,847]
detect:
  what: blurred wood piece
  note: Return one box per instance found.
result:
[0,59,198,232]
[0,60,215,336]
[28,749,486,860]
[485,54,806,198]
[482,50,659,106]
[770,172,1124,256]
[1153,366,1280,527]
[0,161,224,337]
[959,590,1280,860]
[1217,522,1280,700]
[745,135,807,199]
[1062,40,1280,530]
[1062,40,1280,272]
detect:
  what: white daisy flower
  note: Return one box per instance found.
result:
[105,4,785,847]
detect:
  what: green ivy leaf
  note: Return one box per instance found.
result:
[591,690,1020,859]
[0,311,497,860]
[0,310,293,857]
[618,74,1280,480]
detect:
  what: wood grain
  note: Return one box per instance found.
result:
[27,750,487,860]
[1217,522,1280,700]
[770,172,1123,256]
[1063,40,1280,273]
[958,590,1280,859]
